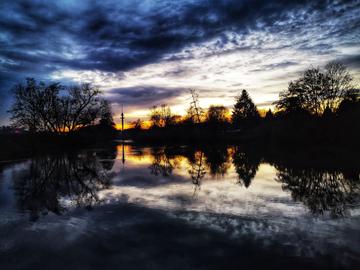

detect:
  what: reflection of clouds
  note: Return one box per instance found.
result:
[0,150,360,267]
[275,167,360,217]
[171,210,360,263]
[98,154,360,264]
[100,162,305,218]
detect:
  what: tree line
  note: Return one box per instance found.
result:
[7,61,359,140]
[142,61,359,134]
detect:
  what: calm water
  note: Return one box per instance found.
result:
[0,143,359,269]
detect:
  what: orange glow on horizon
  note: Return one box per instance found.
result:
[115,120,152,130]
[115,123,131,130]
[113,103,276,130]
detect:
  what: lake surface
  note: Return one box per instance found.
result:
[0,143,359,269]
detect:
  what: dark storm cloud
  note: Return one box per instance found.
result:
[341,55,360,68]
[107,86,187,108]
[250,61,299,72]
[0,0,359,123]
[2,0,358,74]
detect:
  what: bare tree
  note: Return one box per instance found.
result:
[323,61,354,110]
[149,104,174,128]
[206,105,228,124]
[9,78,105,133]
[131,119,143,130]
[186,89,203,123]
[275,62,354,115]
[10,78,62,133]
[65,84,101,132]
[149,106,162,128]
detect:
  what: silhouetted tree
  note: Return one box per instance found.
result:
[264,109,274,120]
[186,89,204,124]
[275,62,354,115]
[9,78,62,133]
[322,106,333,119]
[231,89,260,128]
[274,89,306,116]
[149,106,162,128]
[323,61,354,110]
[99,100,115,128]
[131,119,143,130]
[337,88,360,115]
[9,78,105,133]
[206,105,229,130]
[149,104,174,128]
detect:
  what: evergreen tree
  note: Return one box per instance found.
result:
[231,90,259,128]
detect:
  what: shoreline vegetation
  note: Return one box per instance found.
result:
[0,61,359,161]
[125,61,359,148]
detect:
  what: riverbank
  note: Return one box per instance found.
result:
[1,114,359,163]
[0,130,119,161]
[125,115,360,148]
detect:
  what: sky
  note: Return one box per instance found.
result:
[0,0,359,125]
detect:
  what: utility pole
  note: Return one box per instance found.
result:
[121,105,125,165]
[122,143,125,165]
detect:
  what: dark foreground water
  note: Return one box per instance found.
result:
[0,143,359,269]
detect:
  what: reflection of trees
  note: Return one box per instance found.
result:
[96,145,118,170]
[143,144,360,217]
[188,151,206,195]
[275,167,360,217]
[232,148,260,188]
[148,148,176,177]
[14,152,112,221]
[203,146,231,177]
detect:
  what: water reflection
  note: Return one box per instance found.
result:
[1,143,360,220]
[203,145,232,177]
[137,145,359,217]
[275,166,360,217]
[188,151,206,195]
[148,148,177,177]
[134,145,360,217]
[1,145,359,270]
[12,150,114,221]
[233,147,261,188]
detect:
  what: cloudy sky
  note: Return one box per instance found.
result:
[0,0,359,124]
